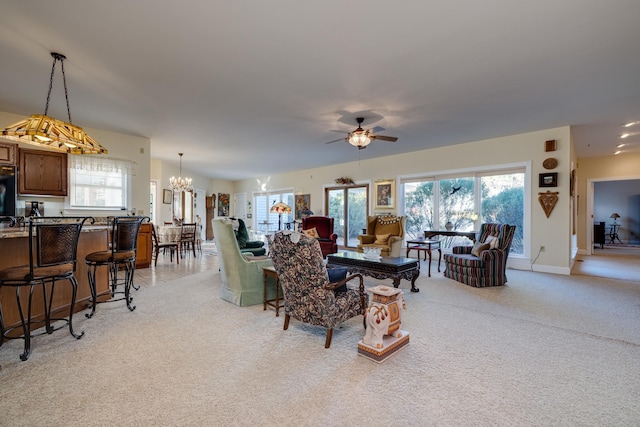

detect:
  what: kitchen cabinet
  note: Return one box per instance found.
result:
[135,223,152,268]
[0,141,17,165]
[18,148,68,196]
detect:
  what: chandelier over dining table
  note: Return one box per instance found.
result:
[169,153,192,193]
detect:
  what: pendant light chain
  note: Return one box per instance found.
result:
[44,52,72,124]
[1,51,108,154]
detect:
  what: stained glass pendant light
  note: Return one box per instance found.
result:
[1,52,108,155]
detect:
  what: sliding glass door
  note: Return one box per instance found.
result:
[326,185,368,249]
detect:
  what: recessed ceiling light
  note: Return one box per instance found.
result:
[623,122,638,127]
[620,133,630,138]
[617,143,625,148]
[614,150,622,155]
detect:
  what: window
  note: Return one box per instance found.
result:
[326,185,368,248]
[479,171,524,254]
[402,167,525,255]
[253,190,293,233]
[68,157,133,210]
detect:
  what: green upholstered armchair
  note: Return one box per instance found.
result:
[443,223,516,288]
[212,218,274,306]
[230,218,266,256]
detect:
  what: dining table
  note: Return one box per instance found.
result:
[157,225,182,243]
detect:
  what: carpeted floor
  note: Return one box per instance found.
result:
[1,262,639,426]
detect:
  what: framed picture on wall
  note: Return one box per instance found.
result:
[294,194,311,219]
[163,189,172,204]
[218,193,230,216]
[374,179,395,210]
[539,172,558,188]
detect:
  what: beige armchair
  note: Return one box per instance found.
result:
[357,215,406,257]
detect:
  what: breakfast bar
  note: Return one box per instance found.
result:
[0,226,109,332]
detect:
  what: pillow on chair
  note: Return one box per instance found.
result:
[471,241,491,257]
[302,227,320,239]
[374,233,391,245]
[483,235,499,249]
[327,267,349,293]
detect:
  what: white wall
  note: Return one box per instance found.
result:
[233,126,574,274]
[150,158,234,224]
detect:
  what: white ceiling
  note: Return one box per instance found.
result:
[1,1,639,180]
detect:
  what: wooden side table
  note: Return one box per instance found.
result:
[406,238,441,277]
[263,266,283,316]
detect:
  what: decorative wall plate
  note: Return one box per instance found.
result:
[543,158,558,169]
[538,191,559,218]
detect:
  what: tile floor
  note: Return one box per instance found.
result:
[135,242,219,288]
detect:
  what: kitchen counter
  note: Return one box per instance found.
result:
[0,224,108,239]
[0,226,109,330]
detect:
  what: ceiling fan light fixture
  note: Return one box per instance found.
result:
[348,129,371,148]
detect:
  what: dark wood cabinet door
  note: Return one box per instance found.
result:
[0,141,17,165]
[18,148,68,196]
[135,223,152,268]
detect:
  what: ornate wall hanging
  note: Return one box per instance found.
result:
[538,191,559,218]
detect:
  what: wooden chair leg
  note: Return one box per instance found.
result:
[283,313,290,330]
[325,328,333,348]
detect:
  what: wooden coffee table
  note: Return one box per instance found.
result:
[326,251,420,292]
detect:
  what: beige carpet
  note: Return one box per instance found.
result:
[1,264,639,426]
[573,250,640,282]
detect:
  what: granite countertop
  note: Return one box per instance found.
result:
[0,225,108,239]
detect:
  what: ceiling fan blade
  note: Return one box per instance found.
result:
[371,135,398,142]
[371,126,385,133]
[325,137,346,144]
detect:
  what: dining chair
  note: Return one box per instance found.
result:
[152,224,179,266]
[179,223,197,258]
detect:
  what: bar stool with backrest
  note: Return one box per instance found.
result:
[0,216,93,361]
[85,216,148,318]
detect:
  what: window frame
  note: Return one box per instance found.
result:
[65,157,133,212]
[400,162,529,258]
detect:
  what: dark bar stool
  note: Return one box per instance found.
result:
[85,216,148,318]
[0,216,93,361]
[0,216,18,364]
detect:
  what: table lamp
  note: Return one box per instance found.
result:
[610,213,620,224]
[270,202,291,230]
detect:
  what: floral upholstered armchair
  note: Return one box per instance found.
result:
[269,231,368,348]
[443,223,516,288]
[357,215,406,257]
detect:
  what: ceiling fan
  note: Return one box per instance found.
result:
[325,117,398,149]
